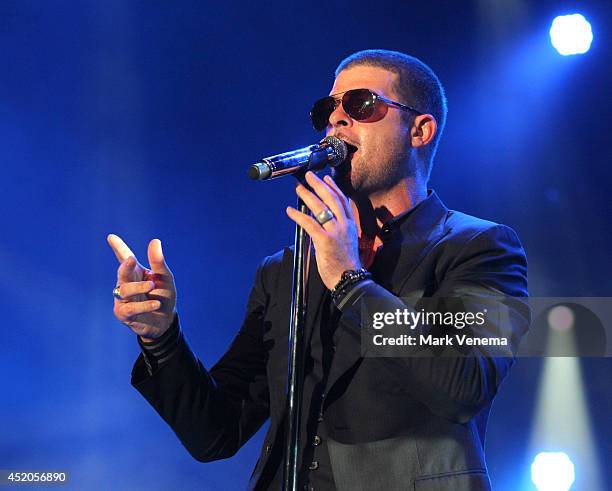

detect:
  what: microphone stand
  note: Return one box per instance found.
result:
[282,193,311,491]
[249,137,345,490]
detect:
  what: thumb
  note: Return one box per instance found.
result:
[148,238,171,274]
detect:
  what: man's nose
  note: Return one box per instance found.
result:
[328,101,353,129]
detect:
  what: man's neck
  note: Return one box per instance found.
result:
[351,177,427,237]
[350,177,427,267]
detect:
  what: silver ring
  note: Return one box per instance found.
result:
[315,208,334,226]
[113,285,123,300]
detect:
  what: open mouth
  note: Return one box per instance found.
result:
[335,141,357,172]
[345,143,358,154]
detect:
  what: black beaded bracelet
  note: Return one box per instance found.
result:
[331,268,372,304]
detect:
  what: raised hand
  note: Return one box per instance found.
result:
[286,171,363,290]
[107,234,177,341]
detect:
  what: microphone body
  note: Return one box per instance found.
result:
[248,136,347,181]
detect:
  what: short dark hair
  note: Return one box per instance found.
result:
[335,49,447,180]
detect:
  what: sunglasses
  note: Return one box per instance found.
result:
[310,88,423,132]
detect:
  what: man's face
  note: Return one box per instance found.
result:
[326,65,414,196]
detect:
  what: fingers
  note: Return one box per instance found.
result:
[286,206,327,240]
[109,236,172,277]
[117,255,140,284]
[114,281,156,302]
[107,234,136,263]
[302,171,347,222]
[147,239,172,275]
[114,299,162,320]
[109,234,144,284]
[322,174,353,218]
[295,183,331,224]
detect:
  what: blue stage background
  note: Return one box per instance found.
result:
[1,1,610,489]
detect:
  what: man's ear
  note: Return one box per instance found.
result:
[410,114,437,149]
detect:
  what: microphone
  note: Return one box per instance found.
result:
[248,136,348,181]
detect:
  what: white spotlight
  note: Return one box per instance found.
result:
[531,451,575,491]
[550,14,593,56]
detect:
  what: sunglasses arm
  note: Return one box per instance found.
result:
[376,95,422,115]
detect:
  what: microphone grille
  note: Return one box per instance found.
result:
[320,136,348,167]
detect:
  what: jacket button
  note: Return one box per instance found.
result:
[313,435,321,446]
[265,444,271,453]
[308,461,319,470]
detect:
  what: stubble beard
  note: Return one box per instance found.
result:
[332,137,414,199]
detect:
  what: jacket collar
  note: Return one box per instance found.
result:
[368,189,449,294]
[380,189,448,243]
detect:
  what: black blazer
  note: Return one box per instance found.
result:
[132,190,530,490]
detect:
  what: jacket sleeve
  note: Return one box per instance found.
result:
[336,224,530,424]
[131,256,273,462]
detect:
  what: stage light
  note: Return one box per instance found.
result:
[550,14,593,55]
[547,305,574,332]
[531,452,575,491]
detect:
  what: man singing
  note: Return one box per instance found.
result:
[108,49,529,490]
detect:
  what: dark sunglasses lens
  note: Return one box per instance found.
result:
[343,89,376,120]
[310,97,336,131]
